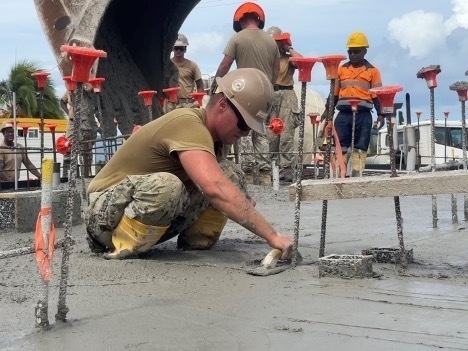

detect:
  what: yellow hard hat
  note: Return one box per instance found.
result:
[346,32,369,48]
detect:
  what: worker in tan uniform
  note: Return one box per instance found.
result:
[213,2,280,186]
[0,121,41,182]
[166,33,204,112]
[266,26,302,183]
[85,68,293,260]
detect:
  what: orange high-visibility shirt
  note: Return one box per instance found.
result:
[334,60,382,110]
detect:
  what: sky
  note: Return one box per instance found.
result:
[0,0,467,121]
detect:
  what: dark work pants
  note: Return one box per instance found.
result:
[334,109,373,151]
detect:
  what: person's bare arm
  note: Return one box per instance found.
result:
[0,155,7,181]
[60,98,69,115]
[214,55,235,79]
[287,46,303,69]
[195,78,205,93]
[179,149,293,258]
[23,153,41,179]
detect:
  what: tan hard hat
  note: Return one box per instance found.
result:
[1,121,14,132]
[266,26,290,41]
[174,33,189,46]
[216,68,273,135]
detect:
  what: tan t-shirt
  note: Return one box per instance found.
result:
[61,91,74,119]
[88,108,217,193]
[171,58,202,99]
[276,55,295,87]
[0,141,25,182]
[223,28,280,82]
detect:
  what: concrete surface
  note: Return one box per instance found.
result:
[1,185,467,351]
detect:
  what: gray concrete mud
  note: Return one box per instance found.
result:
[1,186,468,350]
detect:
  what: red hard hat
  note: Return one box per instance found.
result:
[233,2,265,32]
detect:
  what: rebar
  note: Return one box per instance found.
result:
[75,105,87,202]
[430,87,438,228]
[292,81,307,267]
[0,239,65,260]
[95,93,109,162]
[319,79,336,258]
[349,110,356,176]
[451,194,458,224]
[55,83,83,323]
[23,133,31,190]
[148,105,153,122]
[312,123,318,179]
[462,100,468,221]
[387,114,407,267]
[39,88,45,161]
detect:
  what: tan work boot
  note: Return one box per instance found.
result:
[259,170,272,186]
[244,170,253,184]
[281,168,294,183]
[104,215,168,259]
[351,150,367,177]
[177,209,228,250]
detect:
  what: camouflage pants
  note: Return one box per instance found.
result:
[164,99,195,113]
[268,90,300,170]
[85,159,247,250]
[238,132,271,172]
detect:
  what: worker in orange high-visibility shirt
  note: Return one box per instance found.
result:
[321,31,384,177]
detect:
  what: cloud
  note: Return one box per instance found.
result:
[388,11,446,58]
[185,31,225,57]
[388,0,468,58]
[445,0,468,32]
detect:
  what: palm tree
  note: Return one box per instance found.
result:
[0,60,64,119]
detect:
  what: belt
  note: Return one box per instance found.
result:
[276,85,294,91]
[178,97,193,102]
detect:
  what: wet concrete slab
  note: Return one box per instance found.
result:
[1,186,467,350]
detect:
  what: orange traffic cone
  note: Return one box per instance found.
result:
[35,208,56,281]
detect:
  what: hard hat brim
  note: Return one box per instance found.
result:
[273,32,291,41]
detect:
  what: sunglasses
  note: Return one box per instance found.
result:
[347,49,363,55]
[225,98,250,132]
[173,46,186,51]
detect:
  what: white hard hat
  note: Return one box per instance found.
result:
[1,121,14,132]
[174,33,189,46]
